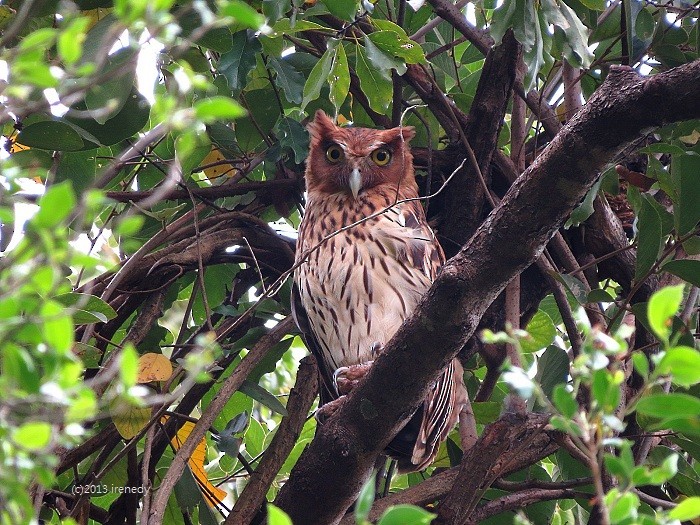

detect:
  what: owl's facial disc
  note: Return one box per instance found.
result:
[349,167,362,199]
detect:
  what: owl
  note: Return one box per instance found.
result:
[292,110,466,472]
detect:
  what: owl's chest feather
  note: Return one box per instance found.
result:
[295,193,437,367]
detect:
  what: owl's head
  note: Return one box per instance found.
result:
[305,110,416,199]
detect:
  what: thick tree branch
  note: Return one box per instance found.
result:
[275,61,700,525]
[224,356,318,525]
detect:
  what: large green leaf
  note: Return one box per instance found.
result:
[68,87,151,147]
[85,47,138,124]
[662,259,700,288]
[320,0,358,21]
[367,30,426,65]
[301,40,337,110]
[17,119,86,151]
[328,42,349,114]
[355,45,393,113]
[236,88,281,151]
[673,153,700,235]
[219,30,262,93]
[635,194,663,279]
[269,56,305,104]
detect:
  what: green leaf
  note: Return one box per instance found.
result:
[636,393,700,419]
[673,153,700,235]
[535,345,569,404]
[355,45,393,113]
[85,47,139,124]
[647,284,684,343]
[607,489,638,523]
[244,417,266,457]
[635,194,663,279]
[377,504,436,525]
[363,34,405,75]
[267,504,293,525]
[329,42,350,114]
[13,422,52,450]
[120,345,139,388]
[68,88,151,147]
[367,31,425,65]
[269,57,305,104]
[66,389,98,422]
[542,0,593,67]
[591,369,621,413]
[55,293,117,321]
[58,17,90,65]
[301,40,337,110]
[668,496,700,521]
[355,473,376,523]
[656,346,700,387]
[587,288,615,303]
[32,181,75,230]
[220,0,266,29]
[566,177,602,227]
[465,403,497,427]
[275,117,309,164]
[631,352,649,379]
[553,273,587,305]
[194,96,246,121]
[236,88,281,151]
[239,379,288,416]
[321,0,358,21]
[553,384,578,419]
[521,310,556,353]
[579,0,606,8]
[219,30,262,93]
[17,119,86,151]
[262,0,291,24]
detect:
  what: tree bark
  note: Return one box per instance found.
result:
[274,61,700,525]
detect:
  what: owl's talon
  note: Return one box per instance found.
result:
[370,342,383,357]
[334,362,374,396]
[332,366,349,394]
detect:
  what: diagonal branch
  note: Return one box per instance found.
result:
[274,61,700,525]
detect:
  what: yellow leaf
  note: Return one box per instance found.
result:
[111,399,151,439]
[163,417,227,507]
[201,146,237,180]
[5,134,30,153]
[137,353,173,383]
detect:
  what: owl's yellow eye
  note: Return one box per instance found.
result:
[371,148,392,166]
[325,144,343,163]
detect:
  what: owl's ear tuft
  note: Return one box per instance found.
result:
[307,110,337,143]
[400,126,416,142]
[380,126,416,144]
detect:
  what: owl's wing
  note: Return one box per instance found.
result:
[291,281,337,405]
[410,359,467,471]
[386,202,467,471]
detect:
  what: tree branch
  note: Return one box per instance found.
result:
[274,61,700,525]
[224,355,318,525]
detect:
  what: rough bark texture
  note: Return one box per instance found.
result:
[274,61,700,525]
[439,30,521,246]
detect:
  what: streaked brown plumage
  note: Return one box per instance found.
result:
[292,110,466,471]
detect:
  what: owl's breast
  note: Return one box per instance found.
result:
[294,204,434,369]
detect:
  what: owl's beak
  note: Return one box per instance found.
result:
[349,168,362,199]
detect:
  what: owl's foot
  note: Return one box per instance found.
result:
[334,361,374,396]
[316,396,346,424]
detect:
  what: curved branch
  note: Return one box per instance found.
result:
[274,61,700,525]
